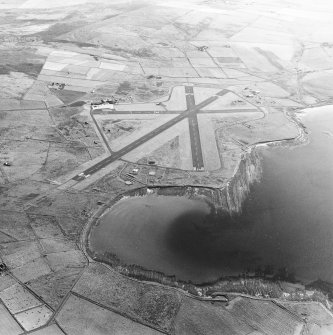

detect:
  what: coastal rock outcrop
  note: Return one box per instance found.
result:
[224,149,262,214]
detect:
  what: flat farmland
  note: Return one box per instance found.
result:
[57,294,163,335]
[0,304,22,335]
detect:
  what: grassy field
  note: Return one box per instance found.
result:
[73,263,182,333]
[0,48,46,78]
[57,294,163,335]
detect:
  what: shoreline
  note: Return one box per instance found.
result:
[79,108,328,304]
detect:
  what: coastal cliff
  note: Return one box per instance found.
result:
[224,149,262,214]
[116,149,263,215]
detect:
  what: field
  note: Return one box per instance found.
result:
[0,304,22,335]
[174,296,253,335]
[72,263,182,333]
[57,294,162,335]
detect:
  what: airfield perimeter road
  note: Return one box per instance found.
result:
[72,87,219,180]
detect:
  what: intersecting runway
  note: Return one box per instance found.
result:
[72,86,256,181]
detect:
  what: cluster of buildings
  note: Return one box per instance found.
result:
[91,97,119,110]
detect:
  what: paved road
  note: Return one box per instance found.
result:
[93,110,182,115]
[199,109,258,114]
[217,89,230,96]
[72,89,219,181]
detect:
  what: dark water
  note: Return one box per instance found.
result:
[89,107,333,284]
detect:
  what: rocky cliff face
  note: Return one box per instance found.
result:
[122,149,262,215]
[224,149,262,214]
